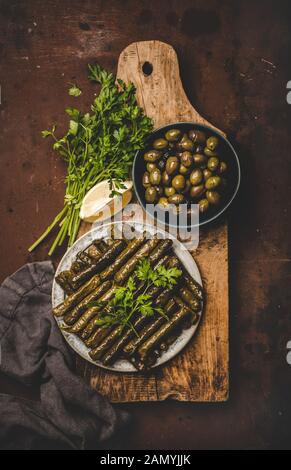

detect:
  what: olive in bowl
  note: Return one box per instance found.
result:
[133,122,240,228]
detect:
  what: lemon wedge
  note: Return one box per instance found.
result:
[79,180,133,223]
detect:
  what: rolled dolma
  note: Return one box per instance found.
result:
[53,274,101,317]
[156,298,199,356]
[154,254,170,268]
[77,251,93,267]
[85,325,115,348]
[71,239,126,289]
[63,280,112,325]
[136,304,191,364]
[154,289,172,308]
[100,313,152,366]
[55,270,74,294]
[64,306,100,334]
[89,325,124,361]
[147,239,173,266]
[100,238,145,281]
[93,239,109,253]
[103,293,178,365]
[184,274,203,301]
[114,238,160,285]
[167,256,203,302]
[57,242,111,291]
[71,260,85,274]
[102,327,139,365]
[174,296,200,325]
[67,249,95,278]
[179,286,201,312]
[79,286,116,339]
[87,244,102,259]
[124,299,177,358]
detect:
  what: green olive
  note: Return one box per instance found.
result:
[158,197,169,208]
[218,161,227,174]
[193,154,207,167]
[153,138,168,150]
[203,169,212,180]
[162,170,171,186]
[146,162,157,172]
[182,179,191,194]
[190,184,205,199]
[142,172,151,188]
[164,186,176,197]
[145,186,157,203]
[165,129,181,142]
[206,136,219,151]
[165,156,179,175]
[181,151,193,167]
[190,168,203,186]
[206,190,221,205]
[144,149,161,162]
[172,174,186,191]
[168,194,185,204]
[199,198,210,213]
[149,168,161,185]
[180,134,194,151]
[188,129,206,144]
[204,147,218,157]
[179,164,190,175]
[207,157,220,172]
[205,176,221,190]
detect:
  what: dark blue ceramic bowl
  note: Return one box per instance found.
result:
[132,122,240,228]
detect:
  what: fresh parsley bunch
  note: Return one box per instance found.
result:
[29,64,153,255]
[96,259,182,335]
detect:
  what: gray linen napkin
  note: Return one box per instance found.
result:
[0,262,129,450]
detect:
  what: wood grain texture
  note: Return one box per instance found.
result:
[77,40,229,402]
[2,0,291,448]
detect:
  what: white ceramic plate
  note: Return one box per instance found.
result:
[52,222,203,372]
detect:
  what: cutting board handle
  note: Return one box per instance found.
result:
[117,40,224,134]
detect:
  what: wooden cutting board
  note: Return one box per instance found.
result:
[76,41,229,402]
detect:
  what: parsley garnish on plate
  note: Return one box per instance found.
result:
[95,259,182,335]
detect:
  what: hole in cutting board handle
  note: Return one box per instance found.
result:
[142,61,153,76]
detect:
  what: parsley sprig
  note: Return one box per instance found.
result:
[29,64,153,255]
[95,259,182,335]
[68,84,82,97]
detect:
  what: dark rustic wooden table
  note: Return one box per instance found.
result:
[1,0,291,450]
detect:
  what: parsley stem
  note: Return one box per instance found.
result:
[28,206,68,252]
[48,216,68,256]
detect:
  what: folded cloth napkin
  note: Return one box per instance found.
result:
[0,262,129,450]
